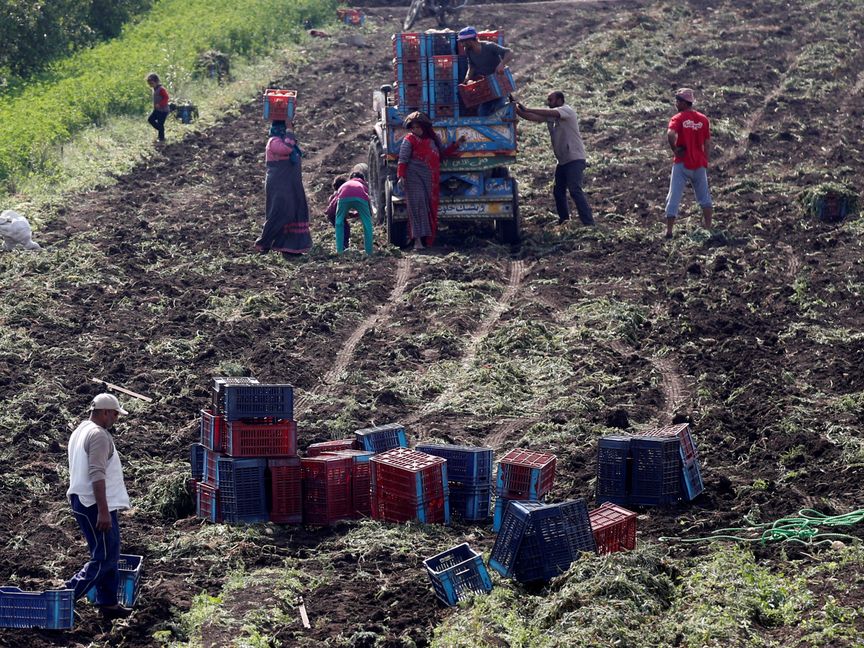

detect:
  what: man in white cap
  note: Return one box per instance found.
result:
[64,393,132,619]
[664,87,713,238]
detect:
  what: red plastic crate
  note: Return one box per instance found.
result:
[497,448,556,499]
[589,502,637,554]
[495,68,514,96]
[636,423,698,462]
[324,450,374,518]
[196,482,221,523]
[371,491,449,524]
[203,447,223,485]
[431,55,459,79]
[393,58,426,84]
[393,33,423,60]
[200,409,226,452]
[226,419,297,457]
[268,458,301,524]
[263,89,296,121]
[371,448,448,502]
[306,439,357,457]
[301,456,353,524]
[459,77,499,107]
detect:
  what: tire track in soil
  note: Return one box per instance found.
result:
[406,259,530,428]
[293,257,412,415]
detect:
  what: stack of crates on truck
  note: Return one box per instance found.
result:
[301,454,354,524]
[588,502,637,555]
[262,89,297,122]
[319,449,375,518]
[371,29,522,246]
[416,443,493,521]
[370,448,450,524]
[190,377,299,524]
[423,543,493,606]
[355,423,408,453]
[0,587,75,629]
[489,499,596,583]
[594,423,703,507]
[493,448,556,531]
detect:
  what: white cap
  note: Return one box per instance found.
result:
[90,393,129,415]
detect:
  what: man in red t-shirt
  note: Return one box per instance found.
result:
[664,88,713,238]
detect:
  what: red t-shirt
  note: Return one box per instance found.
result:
[153,85,170,112]
[669,109,710,169]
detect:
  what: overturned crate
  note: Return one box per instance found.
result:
[424,543,493,606]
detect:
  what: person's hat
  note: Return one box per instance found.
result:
[675,88,695,104]
[457,26,478,41]
[90,393,128,415]
[402,111,432,128]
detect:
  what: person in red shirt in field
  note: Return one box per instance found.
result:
[664,87,712,238]
[146,73,170,143]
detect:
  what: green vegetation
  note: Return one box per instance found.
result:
[0,0,336,189]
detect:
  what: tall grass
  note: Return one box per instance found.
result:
[0,0,336,188]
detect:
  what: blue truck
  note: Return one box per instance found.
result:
[367,33,521,246]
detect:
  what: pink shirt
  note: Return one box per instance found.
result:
[265,135,296,162]
[336,178,370,202]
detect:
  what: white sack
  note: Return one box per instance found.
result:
[0,210,41,251]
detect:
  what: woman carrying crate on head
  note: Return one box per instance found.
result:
[255,120,313,257]
[397,112,466,251]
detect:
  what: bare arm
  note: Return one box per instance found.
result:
[667,128,684,155]
[515,104,547,122]
[495,50,513,74]
[93,479,112,531]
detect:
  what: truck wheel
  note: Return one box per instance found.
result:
[368,138,386,224]
[495,178,522,245]
[385,180,408,247]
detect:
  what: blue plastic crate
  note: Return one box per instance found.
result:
[449,484,491,521]
[559,499,598,556]
[190,442,206,481]
[0,587,74,629]
[489,500,543,577]
[596,436,631,505]
[212,376,259,412]
[394,58,428,84]
[416,444,493,483]
[396,81,429,112]
[222,384,293,420]
[630,437,681,506]
[217,457,268,523]
[425,32,457,56]
[513,501,595,583]
[428,80,459,106]
[355,424,408,453]
[424,543,493,606]
[681,458,704,501]
[393,33,426,59]
[86,554,143,608]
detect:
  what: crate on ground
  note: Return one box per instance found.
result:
[496,448,556,500]
[324,450,375,518]
[489,500,540,577]
[263,89,297,121]
[202,447,223,485]
[393,58,428,84]
[267,457,302,524]
[306,438,358,457]
[630,437,681,506]
[371,490,450,524]
[589,502,637,554]
[225,419,297,457]
[216,457,268,524]
[301,455,353,524]
[222,384,294,420]
[196,481,221,522]
[355,423,408,453]
[637,423,698,463]
[596,436,631,505]
[371,448,448,502]
[86,554,142,608]
[0,587,74,629]
[212,377,259,414]
[190,442,206,481]
[424,543,492,606]
[415,443,493,484]
[493,495,542,532]
[200,409,226,452]
[393,33,425,59]
[449,483,491,521]
[681,458,704,501]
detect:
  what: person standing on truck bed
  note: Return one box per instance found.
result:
[515,91,594,226]
[458,26,513,117]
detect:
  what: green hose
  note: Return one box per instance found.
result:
[660,508,864,546]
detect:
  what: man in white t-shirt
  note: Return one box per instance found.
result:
[515,91,594,226]
[64,393,133,619]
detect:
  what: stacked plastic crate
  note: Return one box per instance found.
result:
[425,32,459,119]
[370,448,450,524]
[191,377,298,524]
[301,453,353,524]
[319,449,375,518]
[306,438,357,456]
[594,423,703,507]
[489,499,596,583]
[355,423,408,453]
[493,448,556,531]
[416,443,493,521]
[392,33,429,115]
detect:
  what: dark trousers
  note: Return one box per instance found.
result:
[65,494,120,605]
[554,159,594,225]
[148,110,168,140]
